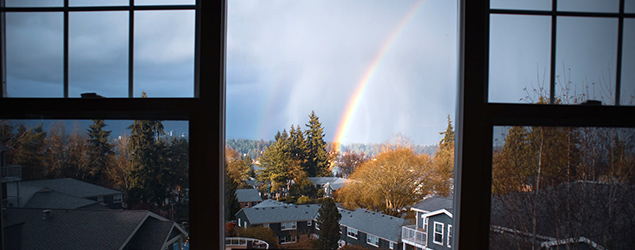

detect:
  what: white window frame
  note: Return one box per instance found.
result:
[238,218,241,226]
[338,240,346,248]
[279,235,296,244]
[281,221,297,231]
[366,234,379,247]
[347,227,358,239]
[113,194,123,203]
[243,221,247,228]
[97,196,104,204]
[315,221,320,230]
[307,220,312,226]
[389,241,395,249]
[433,221,444,245]
[447,225,452,247]
[263,223,269,228]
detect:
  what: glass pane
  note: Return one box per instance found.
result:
[622,19,635,105]
[627,0,635,14]
[490,126,635,249]
[556,17,618,105]
[69,12,129,98]
[558,0,620,13]
[226,0,457,248]
[135,0,195,5]
[134,10,195,98]
[69,0,128,6]
[1,119,189,246]
[5,13,64,97]
[489,15,551,103]
[5,0,62,7]
[490,0,552,11]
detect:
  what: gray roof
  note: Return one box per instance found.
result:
[1,209,149,250]
[20,178,122,198]
[412,196,453,213]
[241,204,321,224]
[253,199,287,208]
[339,209,406,243]
[308,177,349,190]
[23,187,99,209]
[235,189,262,203]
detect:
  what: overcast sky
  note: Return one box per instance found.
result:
[4,0,634,145]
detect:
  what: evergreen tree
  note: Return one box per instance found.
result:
[86,119,113,185]
[432,115,455,196]
[305,111,330,177]
[316,197,342,250]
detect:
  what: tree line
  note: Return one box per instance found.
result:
[0,117,188,220]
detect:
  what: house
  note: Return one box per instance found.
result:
[235,203,320,245]
[307,177,349,197]
[6,178,124,209]
[402,196,454,250]
[2,208,188,250]
[235,188,262,208]
[1,144,21,208]
[337,208,407,250]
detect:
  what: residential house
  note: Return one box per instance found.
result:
[307,177,349,197]
[2,208,188,250]
[402,196,454,250]
[1,144,21,208]
[6,178,124,209]
[235,189,262,208]
[336,208,407,250]
[235,203,320,245]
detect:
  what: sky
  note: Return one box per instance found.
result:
[4,0,634,146]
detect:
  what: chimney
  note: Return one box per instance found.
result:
[43,210,53,220]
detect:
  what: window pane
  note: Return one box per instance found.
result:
[558,0,620,13]
[490,126,635,249]
[135,0,195,5]
[627,0,635,14]
[556,17,618,105]
[490,0,552,11]
[5,13,64,98]
[489,15,551,103]
[621,19,635,105]
[5,0,62,7]
[0,119,190,247]
[134,10,195,98]
[69,0,128,6]
[69,11,129,98]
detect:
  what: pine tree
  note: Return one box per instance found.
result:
[87,119,113,185]
[316,197,342,250]
[305,111,330,177]
[433,115,455,196]
[14,123,47,180]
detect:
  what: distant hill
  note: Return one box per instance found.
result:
[225,138,438,159]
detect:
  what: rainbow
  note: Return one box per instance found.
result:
[332,0,426,151]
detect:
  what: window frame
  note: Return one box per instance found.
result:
[0,1,225,249]
[280,221,297,231]
[447,224,452,247]
[433,221,444,245]
[456,0,635,249]
[347,227,358,239]
[307,220,312,226]
[366,233,379,247]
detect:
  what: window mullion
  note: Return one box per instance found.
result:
[549,0,557,104]
[129,0,134,98]
[616,0,625,105]
[64,0,69,98]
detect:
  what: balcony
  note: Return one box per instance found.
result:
[1,165,22,182]
[402,224,427,249]
[225,237,269,249]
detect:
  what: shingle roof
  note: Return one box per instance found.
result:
[20,178,122,198]
[412,196,453,213]
[235,189,263,203]
[252,199,287,208]
[339,208,406,243]
[242,204,321,224]
[126,217,177,250]
[308,177,349,190]
[23,187,98,209]
[1,208,149,250]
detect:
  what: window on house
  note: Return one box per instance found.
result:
[366,234,379,247]
[307,220,312,226]
[389,241,395,249]
[447,225,452,247]
[433,222,444,245]
[315,221,320,231]
[263,223,269,228]
[338,240,346,248]
[279,235,296,244]
[347,227,358,239]
[281,221,297,231]
[113,194,123,203]
[97,196,104,204]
